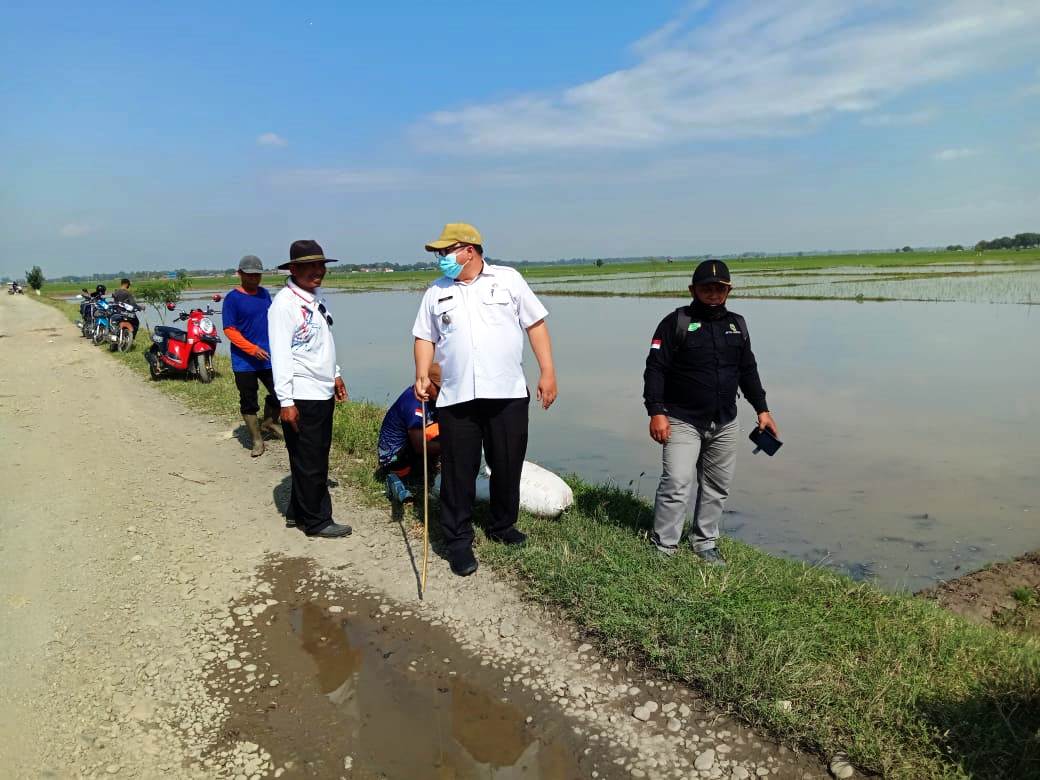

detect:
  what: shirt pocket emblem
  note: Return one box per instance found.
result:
[434,297,458,334]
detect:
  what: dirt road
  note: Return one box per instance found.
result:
[0,294,827,779]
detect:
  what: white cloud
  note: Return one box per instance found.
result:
[933,147,979,161]
[59,222,96,238]
[256,132,288,147]
[861,109,937,127]
[417,0,1040,153]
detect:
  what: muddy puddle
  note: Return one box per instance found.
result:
[206,556,627,779]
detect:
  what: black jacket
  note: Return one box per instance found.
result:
[112,288,139,308]
[643,304,768,429]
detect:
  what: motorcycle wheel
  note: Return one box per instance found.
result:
[117,328,133,352]
[147,349,162,381]
[195,353,213,384]
[92,324,106,346]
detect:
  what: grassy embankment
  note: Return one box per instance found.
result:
[40,248,1040,297]
[37,294,1040,779]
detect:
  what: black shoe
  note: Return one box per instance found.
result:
[487,527,527,546]
[449,548,479,577]
[306,521,353,538]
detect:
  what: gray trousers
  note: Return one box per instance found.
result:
[652,417,738,553]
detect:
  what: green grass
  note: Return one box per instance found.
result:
[36,295,1040,778]
[1014,587,1038,607]
[996,588,1040,640]
[35,248,1040,296]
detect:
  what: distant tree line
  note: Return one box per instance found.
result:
[38,232,1040,283]
[974,232,1040,251]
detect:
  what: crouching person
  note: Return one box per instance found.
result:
[377,363,441,504]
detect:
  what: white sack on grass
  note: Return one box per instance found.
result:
[432,459,574,518]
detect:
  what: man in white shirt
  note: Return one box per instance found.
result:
[413,223,558,576]
[269,240,352,539]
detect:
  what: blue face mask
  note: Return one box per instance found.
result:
[439,252,464,280]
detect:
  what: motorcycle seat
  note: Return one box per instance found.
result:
[154,326,188,341]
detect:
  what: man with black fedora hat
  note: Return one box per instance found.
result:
[268,240,351,538]
[643,259,778,566]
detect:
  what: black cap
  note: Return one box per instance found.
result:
[691,259,732,286]
[278,239,339,271]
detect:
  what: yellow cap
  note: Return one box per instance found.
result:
[424,222,483,251]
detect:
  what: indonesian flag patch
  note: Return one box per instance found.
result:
[650,339,662,350]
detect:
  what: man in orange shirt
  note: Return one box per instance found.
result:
[222,255,281,456]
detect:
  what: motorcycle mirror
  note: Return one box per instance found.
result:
[211,293,222,302]
[165,302,176,311]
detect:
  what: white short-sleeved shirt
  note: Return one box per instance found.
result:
[412,262,549,408]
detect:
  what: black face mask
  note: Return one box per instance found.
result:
[691,296,727,321]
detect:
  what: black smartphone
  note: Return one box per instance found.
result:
[749,427,783,456]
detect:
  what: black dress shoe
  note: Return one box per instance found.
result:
[449,547,479,577]
[306,521,353,538]
[487,527,527,546]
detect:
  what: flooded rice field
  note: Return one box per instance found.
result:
[339,293,1040,592]
[528,260,1040,304]
[141,286,1040,592]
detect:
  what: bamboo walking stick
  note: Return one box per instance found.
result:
[421,398,430,597]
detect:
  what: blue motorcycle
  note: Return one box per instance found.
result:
[90,298,112,346]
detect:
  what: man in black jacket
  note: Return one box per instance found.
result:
[642,260,778,565]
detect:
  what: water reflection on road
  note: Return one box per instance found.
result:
[179,289,1040,591]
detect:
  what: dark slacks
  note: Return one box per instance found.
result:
[438,396,529,554]
[281,397,335,533]
[233,368,278,416]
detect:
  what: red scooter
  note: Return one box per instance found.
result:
[145,299,222,383]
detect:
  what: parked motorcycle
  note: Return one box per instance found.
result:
[145,303,221,383]
[89,298,112,346]
[75,295,96,337]
[106,301,142,352]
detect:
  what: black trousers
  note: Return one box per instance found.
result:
[281,397,335,533]
[438,396,529,553]
[233,368,278,416]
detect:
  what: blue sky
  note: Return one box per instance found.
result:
[2,0,1039,278]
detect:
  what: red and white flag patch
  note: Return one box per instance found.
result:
[650,339,662,350]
